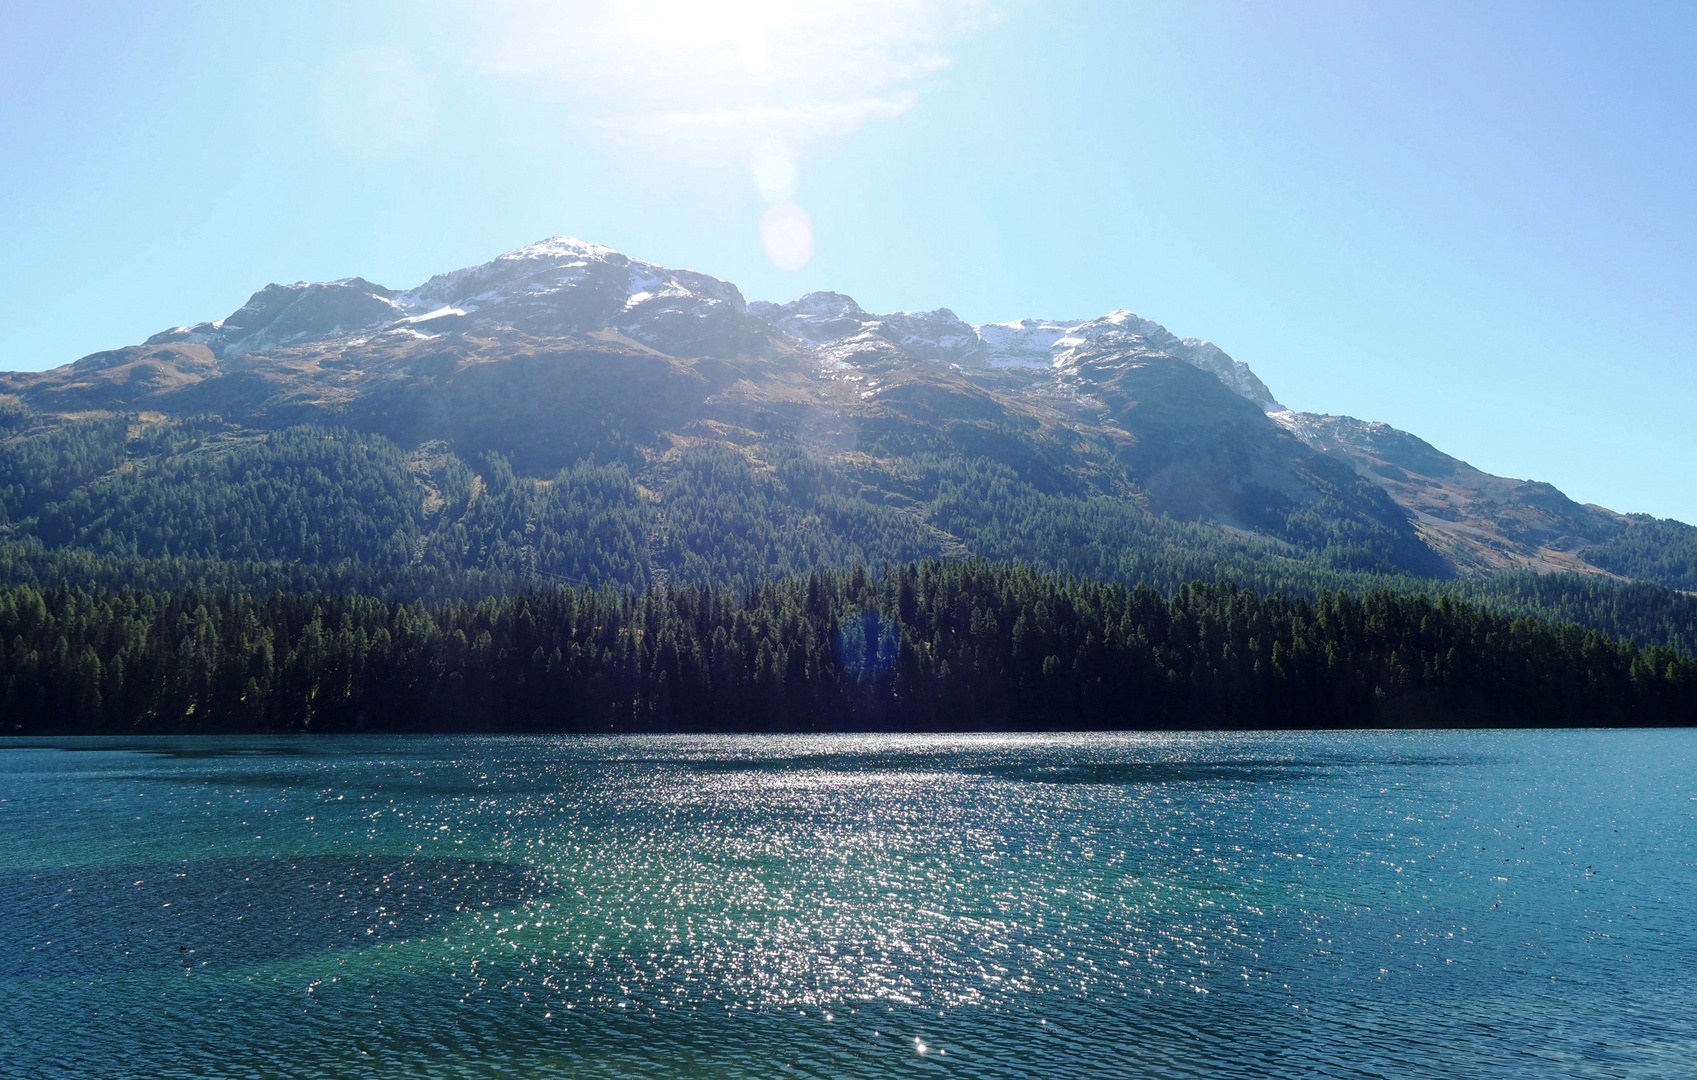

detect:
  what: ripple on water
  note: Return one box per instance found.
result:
[3,855,542,977]
[1,731,1694,1079]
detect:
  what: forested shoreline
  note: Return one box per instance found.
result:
[3,560,1691,735]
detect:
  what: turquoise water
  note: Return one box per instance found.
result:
[3,731,1694,1079]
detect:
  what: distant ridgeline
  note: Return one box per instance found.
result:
[3,561,1692,735]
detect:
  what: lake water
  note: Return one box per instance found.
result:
[3,731,1694,1079]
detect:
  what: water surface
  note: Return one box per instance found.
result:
[3,731,1693,1078]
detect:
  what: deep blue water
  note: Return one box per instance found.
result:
[2,731,1694,1078]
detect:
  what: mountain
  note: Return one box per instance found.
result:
[0,236,1691,601]
[1270,412,1697,589]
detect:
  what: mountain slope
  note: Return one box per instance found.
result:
[0,236,1687,600]
[1273,410,1697,587]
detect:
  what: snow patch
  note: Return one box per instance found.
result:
[400,306,467,324]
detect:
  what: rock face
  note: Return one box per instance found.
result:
[397,238,767,358]
[145,238,768,361]
[0,235,1687,585]
[750,291,1283,411]
[145,278,404,357]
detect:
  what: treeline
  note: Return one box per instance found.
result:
[1582,514,1697,592]
[4,561,1692,735]
[2,416,1696,655]
[1439,573,1697,656]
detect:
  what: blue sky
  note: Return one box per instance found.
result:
[3,1,1694,522]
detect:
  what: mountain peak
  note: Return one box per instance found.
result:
[751,288,1283,410]
[128,235,1285,408]
[137,236,766,360]
[751,292,871,345]
[494,236,627,264]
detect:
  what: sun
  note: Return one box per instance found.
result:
[614,0,790,77]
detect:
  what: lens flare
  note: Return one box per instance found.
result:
[761,202,814,271]
[751,146,798,202]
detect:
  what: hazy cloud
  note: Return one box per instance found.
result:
[462,1,987,155]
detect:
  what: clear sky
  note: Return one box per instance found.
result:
[3,1,1694,522]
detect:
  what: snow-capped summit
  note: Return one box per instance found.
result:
[752,290,1284,411]
[148,237,765,360]
[975,318,1087,368]
[145,277,407,355]
[137,234,1282,409]
[392,236,758,355]
[750,293,984,363]
[1042,309,1283,411]
[750,292,870,344]
[874,308,984,363]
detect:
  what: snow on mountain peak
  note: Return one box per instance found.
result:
[999,309,1283,411]
[754,291,1284,410]
[130,234,1283,408]
[793,292,868,318]
[136,237,768,360]
[497,236,625,264]
[753,292,873,345]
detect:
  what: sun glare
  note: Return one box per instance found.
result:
[470,0,979,143]
[465,0,981,268]
[614,0,786,78]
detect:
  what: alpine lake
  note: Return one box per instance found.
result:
[3,730,1693,1079]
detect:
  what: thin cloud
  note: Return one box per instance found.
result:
[607,95,920,143]
[461,0,987,154]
